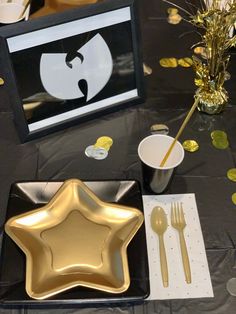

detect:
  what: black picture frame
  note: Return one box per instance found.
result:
[0,0,144,142]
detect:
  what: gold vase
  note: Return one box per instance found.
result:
[196,86,228,115]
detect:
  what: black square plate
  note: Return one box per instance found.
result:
[0,180,149,306]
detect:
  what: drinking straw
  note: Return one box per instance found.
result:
[160,96,200,167]
[20,0,31,18]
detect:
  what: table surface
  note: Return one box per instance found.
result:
[1,0,236,313]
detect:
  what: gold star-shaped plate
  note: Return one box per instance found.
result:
[5,179,144,300]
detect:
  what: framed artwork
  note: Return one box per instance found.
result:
[0,0,144,142]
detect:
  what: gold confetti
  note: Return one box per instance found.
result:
[211,130,229,149]
[182,140,199,152]
[0,77,4,86]
[212,139,229,149]
[178,58,193,67]
[94,136,113,151]
[168,14,182,25]
[231,193,236,205]
[159,58,178,68]
[167,8,178,15]
[193,46,207,59]
[227,168,236,182]
[167,8,182,25]
[211,130,227,140]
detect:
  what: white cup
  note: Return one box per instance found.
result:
[0,3,26,24]
[138,134,184,194]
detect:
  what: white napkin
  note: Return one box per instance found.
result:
[142,193,214,300]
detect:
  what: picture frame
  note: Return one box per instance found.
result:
[0,0,144,142]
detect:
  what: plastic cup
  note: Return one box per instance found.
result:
[138,134,184,194]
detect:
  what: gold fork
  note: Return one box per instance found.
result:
[171,202,191,284]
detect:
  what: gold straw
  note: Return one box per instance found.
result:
[20,0,31,19]
[160,96,200,167]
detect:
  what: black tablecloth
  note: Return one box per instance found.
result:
[0,0,236,313]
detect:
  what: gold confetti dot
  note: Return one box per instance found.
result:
[211,130,229,149]
[227,168,236,182]
[0,77,4,85]
[193,46,207,59]
[167,8,178,15]
[94,136,113,151]
[159,58,178,68]
[211,130,227,140]
[232,193,236,205]
[168,14,182,25]
[178,58,193,67]
[182,140,199,152]
[212,139,229,149]
[167,7,182,25]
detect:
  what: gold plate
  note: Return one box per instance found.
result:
[5,179,144,300]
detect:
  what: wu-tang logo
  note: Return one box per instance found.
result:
[40,34,113,101]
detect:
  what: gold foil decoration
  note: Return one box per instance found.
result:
[167,7,182,25]
[182,140,199,152]
[231,193,236,205]
[211,130,229,149]
[189,1,236,114]
[5,179,144,299]
[168,0,236,114]
[227,168,236,182]
[159,58,178,68]
[0,77,4,85]
[178,58,193,68]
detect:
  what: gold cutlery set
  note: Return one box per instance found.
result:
[151,202,191,287]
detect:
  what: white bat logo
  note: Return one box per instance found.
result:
[40,34,113,101]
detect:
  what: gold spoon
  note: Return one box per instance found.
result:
[150,206,168,287]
